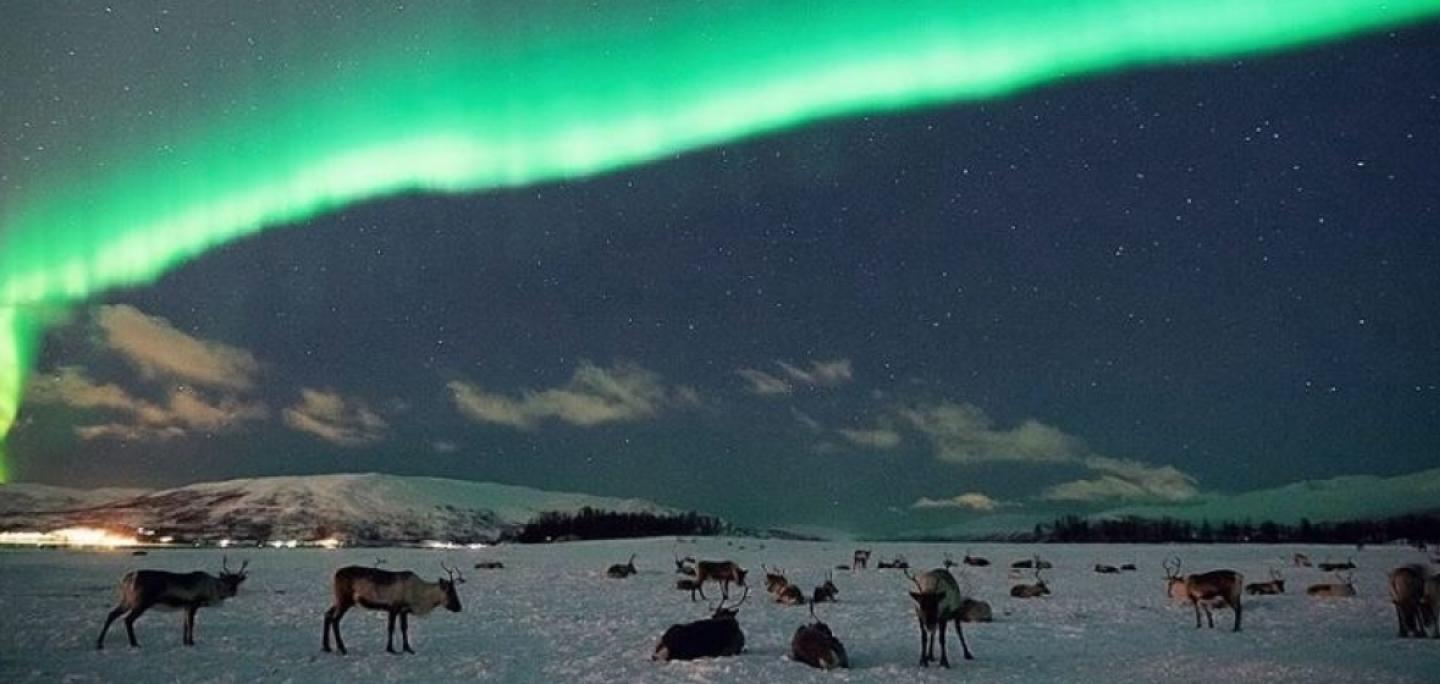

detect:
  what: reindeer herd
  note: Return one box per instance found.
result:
[91,545,1440,669]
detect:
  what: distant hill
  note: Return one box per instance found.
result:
[0,473,672,544]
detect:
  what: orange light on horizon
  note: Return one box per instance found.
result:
[0,526,139,547]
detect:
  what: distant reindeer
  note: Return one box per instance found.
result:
[676,578,703,601]
[943,552,958,569]
[775,582,807,606]
[607,554,638,579]
[962,550,991,567]
[1164,557,1243,631]
[1010,561,1050,598]
[694,560,748,600]
[653,586,749,661]
[905,568,976,668]
[761,564,789,594]
[97,557,249,649]
[1245,569,1286,595]
[1011,556,1053,570]
[322,563,463,655]
[811,571,839,604]
[877,555,910,570]
[1120,563,1137,572]
[1307,570,1357,598]
[852,549,872,570]
[1094,563,1120,574]
[474,561,505,570]
[1292,553,1313,568]
[1389,565,1431,637]
[791,603,849,670]
[674,554,697,577]
[1317,557,1356,572]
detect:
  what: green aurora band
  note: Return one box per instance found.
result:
[2,0,1439,480]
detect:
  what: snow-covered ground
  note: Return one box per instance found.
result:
[1,539,1436,683]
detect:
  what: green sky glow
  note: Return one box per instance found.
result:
[2,0,1438,479]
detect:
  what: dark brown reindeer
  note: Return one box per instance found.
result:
[1245,569,1286,595]
[694,560,748,599]
[811,570,839,604]
[905,567,976,668]
[674,554,697,577]
[1389,564,1432,638]
[97,557,249,649]
[1164,557,1243,631]
[676,577,703,601]
[1317,556,1356,572]
[1094,563,1120,574]
[791,603,849,670]
[653,586,749,661]
[852,549,872,570]
[607,554,638,578]
[322,563,463,655]
[962,550,991,567]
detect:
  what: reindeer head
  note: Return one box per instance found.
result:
[219,556,249,597]
[1163,556,1184,586]
[440,563,466,612]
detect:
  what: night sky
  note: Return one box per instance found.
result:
[3,4,1438,536]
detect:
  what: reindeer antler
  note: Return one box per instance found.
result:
[1163,556,1182,579]
[440,561,466,584]
[902,566,921,591]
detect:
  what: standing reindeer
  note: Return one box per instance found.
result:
[322,563,463,655]
[905,568,976,668]
[1389,564,1432,637]
[852,549,872,570]
[97,557,249,649]
[1245,569,1286,595]
[1164,557,1243,631]
[694,560,748,600]
[607,554,638,578]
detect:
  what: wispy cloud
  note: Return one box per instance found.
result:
[1040,456,1199,503]
[96,304,260,390]
[27,366,266,441]
[899,402,1079,464]
[737,358,853,396]
[283,388,388,446]
[912,492,1008,512]
[837,427,902,449]
[449,361,698,430]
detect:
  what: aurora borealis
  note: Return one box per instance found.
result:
[2,1,1439,532]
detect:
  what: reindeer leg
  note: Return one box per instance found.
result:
[1204,604,1215,629]
[1191,599,1202,629]
[183,605,196,646]
[916,617,929,666]
[954,618,975,660]
[1232,600,1242,632]
[322,607,334,652]
[124,602,151,648]
[938,620,951,668]
[386,610,398,654]
[98,605,126,650]
[330,605,350,655]
[401,612,414,654]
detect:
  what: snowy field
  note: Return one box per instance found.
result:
[1,539,1436,683]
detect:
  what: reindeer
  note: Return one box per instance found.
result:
[1389,564,1431,637]
[963,551,991,567]
[653,586,749,661]
[761,564,789,594]
[1245,569,1285,595]
[959,598,993,622]
[1010,561,1050,598]
[694,560,748,599]
[877,555,910,570]
[811,570,839,604]
[97,557,249,649]
[1120,563,1138,572]
[1011,556,1053,570]
[676,577,703,601]
[1094,563,1120,574]
[943,552,958,569]
[1317,557,1356,572]
[905,568,976,668]
[1307,570,1357,598]
[674,554,697,577]
[607,554,638,578]
[791,603,849,670]
[1425,574,1440,637]
[775,582,807,606]
[1292,553,1313,568]
[852,549,872,570]
[1163,557,1243,631]
[322,563,463,655]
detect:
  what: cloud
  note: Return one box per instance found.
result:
[449,361,698,430]
[737,368,792,395]
[283,389,388,446]
[912,492,1007,512]
[899,402,1080,464]
[1041,456,1199,503]
[96,304,259,390]
[27,366,266,440]
[432,440,460,454]
[837,427,902,449]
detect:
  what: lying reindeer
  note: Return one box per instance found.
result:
[1307,570,1357,598]
[1010,562,1050,598]
[97,557,249,649]
[1120,563,1138,572]
[694,560,748,600]
[653,586,749,661]
[1317,557,1356,572]
[811,571,839,604]
[1164,557,1243,631]
[1094,563,1120,574]
[607,554,638,579]
[791,603,849,670]
[1389,564,1431,638]
[1011,556,1053,570]
[761,564,788,594]
[1245,569,1285,595]
[1293,553,1313,568]
[905,567,976,668]
[962,551,991,567]
[322,563,463,655]
[877,555,910,570]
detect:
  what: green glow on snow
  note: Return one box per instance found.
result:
[1,0,1438,478]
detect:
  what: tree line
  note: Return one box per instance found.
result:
[1026,512,1440,544]
[504,507,727,543]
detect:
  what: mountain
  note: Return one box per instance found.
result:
[1097,467,1440,524]
[0,473,673,544]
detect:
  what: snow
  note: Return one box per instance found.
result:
[2,539,1437,683]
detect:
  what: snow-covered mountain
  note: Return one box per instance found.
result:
[0,473,673,544]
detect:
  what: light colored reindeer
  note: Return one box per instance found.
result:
[322,563,463,655]
[1307,570,1357,598]
[904,567,976,668]
[1245,569,1285,595]
[97,557,249,649]
[1389,564,1432,637]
